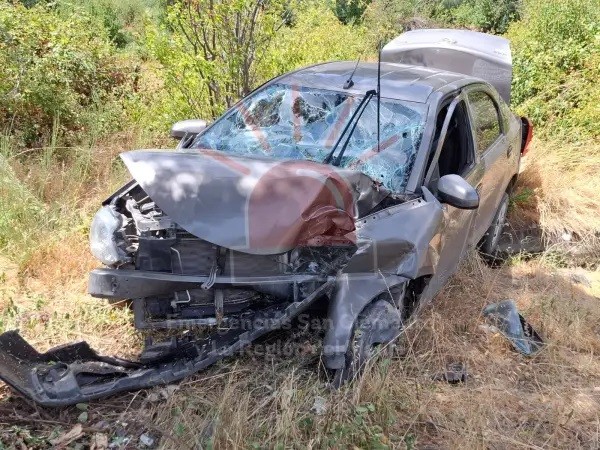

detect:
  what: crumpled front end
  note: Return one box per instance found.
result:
[86,150,395,329]
[0,149,439,406]
[119,149,390,254]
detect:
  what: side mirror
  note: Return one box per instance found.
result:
[437,174,479,209]
[170,119,208,140]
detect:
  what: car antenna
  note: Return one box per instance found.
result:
[343,56,361,89]
[376,41,382,152]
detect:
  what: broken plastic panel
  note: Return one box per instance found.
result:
[192,83,426,192]
[483,300,544,355]
[0,281,333,407]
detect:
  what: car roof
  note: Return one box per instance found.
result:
[277,61,482,103]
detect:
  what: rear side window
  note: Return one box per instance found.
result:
[468,91,501,156]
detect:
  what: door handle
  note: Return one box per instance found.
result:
[507,145,513,157]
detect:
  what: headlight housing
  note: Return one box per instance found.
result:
[89,206,129,266]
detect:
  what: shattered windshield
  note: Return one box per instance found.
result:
[192,83,426,191]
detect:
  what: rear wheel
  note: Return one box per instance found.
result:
[332,286,410,387]
[479,192,509,258]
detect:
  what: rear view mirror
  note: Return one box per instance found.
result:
[170,119,208,140]
[437,174,479,209]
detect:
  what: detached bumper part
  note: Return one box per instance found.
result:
[0,282,332,407]
[483,300,544,355]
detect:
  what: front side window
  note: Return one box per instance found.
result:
[192,83,427,192]
[468,90,501,156]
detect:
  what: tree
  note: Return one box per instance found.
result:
[165,0,290,118]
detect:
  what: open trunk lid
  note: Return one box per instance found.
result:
[381,29,512,104]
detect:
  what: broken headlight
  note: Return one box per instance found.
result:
[89,206,129,266]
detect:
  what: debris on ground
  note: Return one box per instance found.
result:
[482,300,544,355]
[432,362,468,384]
[49,424,84,447]
[90,433,109,450]
[311,396,328,415]
[139,432,157,448]
[109,435,131,449]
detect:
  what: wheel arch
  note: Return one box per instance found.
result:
[322,274,429,370]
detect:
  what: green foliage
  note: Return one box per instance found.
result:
[334,0,370,24]
[2,0,598,147]
[507,0,600,140]
[146,0,290,121]
[56,0,164,49]
[361,0,519,38]
[362,0,435,44]
[261,4,371,76]
[441,0,521,34]
[0,3,136,147]
[141,1,371,132]
[0,154,49,253]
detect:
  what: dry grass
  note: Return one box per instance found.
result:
[1,250,599,449]
[0,129,171,267]
[511,138,600,262]
[1,136,600,448]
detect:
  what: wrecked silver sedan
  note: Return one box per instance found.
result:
[0,29,533,406]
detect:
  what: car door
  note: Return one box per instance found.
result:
[464,86,507,243]
[422,93,483,296]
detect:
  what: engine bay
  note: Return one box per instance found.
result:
[97,182,362,328]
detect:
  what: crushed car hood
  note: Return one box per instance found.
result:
[121,150,390,254]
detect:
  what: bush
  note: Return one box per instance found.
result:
[140,2,371,132]
[57,0,164,49]
[334,0,370,24]
[0,3,136,147]
[507,0,600,140]
[445,0,520,34]
[261,4,371,76]
[361,0,438,44]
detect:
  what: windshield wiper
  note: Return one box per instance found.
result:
[323,89,376,165]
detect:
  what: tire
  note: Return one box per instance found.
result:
[479,192,509,257]
[332,295,405,388]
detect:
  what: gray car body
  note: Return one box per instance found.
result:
[0,30,524,405]
[262,60,521,367]
[107,56,522,368]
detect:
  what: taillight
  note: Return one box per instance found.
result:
[520,117,533,156]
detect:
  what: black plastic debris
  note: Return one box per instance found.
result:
[482,300,544,355]
[0,282,333,407]
[432,361,468,384]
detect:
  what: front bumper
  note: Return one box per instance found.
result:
[88,268,330,299]
[0,281,334,407]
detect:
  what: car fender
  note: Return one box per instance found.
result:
[323,188,444,369]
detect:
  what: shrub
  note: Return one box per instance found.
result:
[261,4,371,76]
[334,0,370,24]
[447,0,520,34]
[144,0,291,122]
[140,2,371,132]
[507,0,600,140]
[0,3,136,147]
[57,0,164,49]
